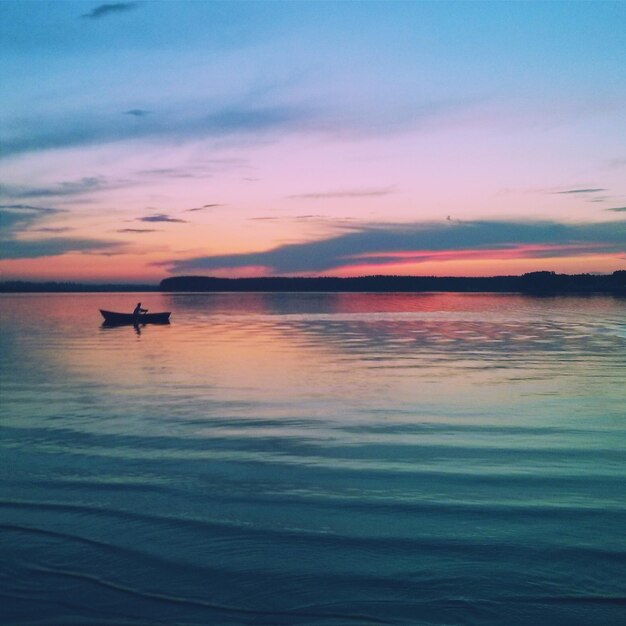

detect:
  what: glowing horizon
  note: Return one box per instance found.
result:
[1,1,624,282]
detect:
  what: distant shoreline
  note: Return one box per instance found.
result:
[1,271,625,294]
[0,282,159,293]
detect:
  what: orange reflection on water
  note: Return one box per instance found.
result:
[7,291,622,432]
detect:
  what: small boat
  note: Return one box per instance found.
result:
[100,309,171,325]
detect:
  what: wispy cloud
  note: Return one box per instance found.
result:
[554,188,606,195]
[0,103,316,159]
[288,187,395,200]
[248,214,326,221]
[81,3,138,20]
[0,205,65,234]
[136,168,196,180]
[1,237,124,260]
[138,214,186,223]
[606,207,626,212]
[0,177,111,199]
[0,204,120,260]
[184,204,224,213]
[117,228,159,233]
[0,92,474,160]
[125,109,150,117]
[165,219,626,274]
[0,204,62,213]
[31,227,74,233]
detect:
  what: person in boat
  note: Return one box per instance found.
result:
[133,302,148,317]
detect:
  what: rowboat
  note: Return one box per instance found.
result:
[100,309,171,325]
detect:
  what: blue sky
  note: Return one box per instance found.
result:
[1,1,624,280]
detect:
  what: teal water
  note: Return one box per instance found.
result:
[1,292,625,625]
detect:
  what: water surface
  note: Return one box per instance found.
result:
[1,292,625,625]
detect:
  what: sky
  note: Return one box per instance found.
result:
[1,0,625,282]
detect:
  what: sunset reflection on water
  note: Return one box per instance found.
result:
[1,292,625,626]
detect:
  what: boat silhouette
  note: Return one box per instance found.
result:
[100,309,171,325]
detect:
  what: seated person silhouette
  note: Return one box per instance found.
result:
[133,302,148,318]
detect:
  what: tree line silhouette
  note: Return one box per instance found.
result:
[160,271,626,294]
[2,271,624,293]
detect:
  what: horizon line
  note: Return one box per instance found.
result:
[1,270,625,285]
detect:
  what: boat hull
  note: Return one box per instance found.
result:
[100,309,171,325]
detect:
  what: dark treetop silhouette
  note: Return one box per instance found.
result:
[1,271,624,293]
[159,271,626,294]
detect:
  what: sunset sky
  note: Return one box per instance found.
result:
[1,1,625,282]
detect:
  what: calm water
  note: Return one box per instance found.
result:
[1,292,625,626]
